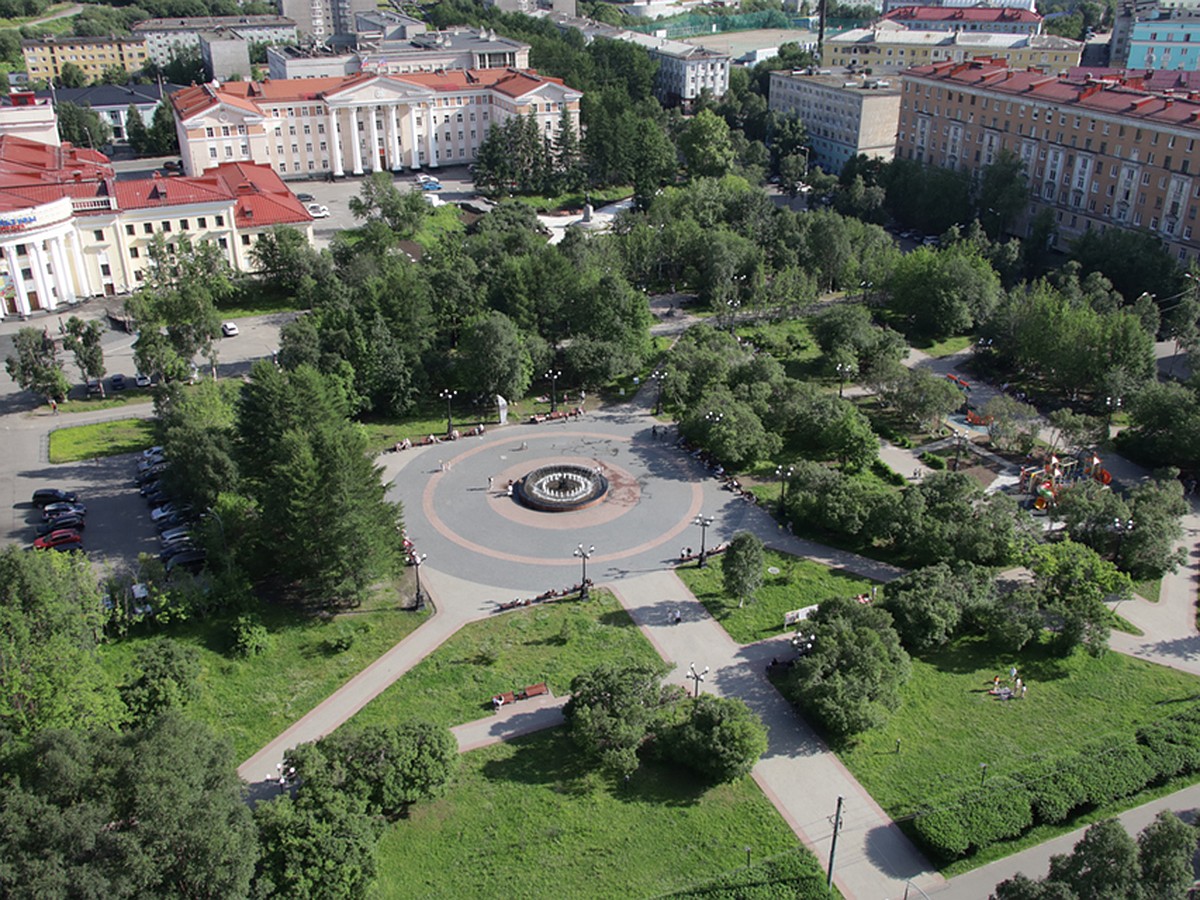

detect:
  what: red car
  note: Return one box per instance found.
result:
[33,529,82,550]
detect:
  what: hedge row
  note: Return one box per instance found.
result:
[912,705,1200,861]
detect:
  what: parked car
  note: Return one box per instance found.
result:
[296,192,315,202]
[139,480,162,497]
[165,550,207,574]
[36,513,85,534]
[34,529,82,550]
[43,502,86,520]
[415,174,439,185]
[151,502,191,523]
[164,159,183,171]
[420,181,442,191]
[160,525,193,544]
[86,378,103,396]
[137,465,167,484]
[144,490,172,506]
[110,373,127,391]
[142,446,165,459]
[160,542,197,562]
[155,511,193,531]
[135,372,152,388]
[32,488,78,506]
[221,322,240,337]
[307,203,330,218]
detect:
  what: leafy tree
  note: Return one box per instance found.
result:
[56,101,111,147]
[982,582,1045,653]
[1028,540,1129,656]
[881,368,963,431]
[786,596,910,740]
[886,244,1001,338]
[456,310,532,402]
[678,109,735,179]
[146,101,180,156]
[61,315,106,387]
[1120,477,1188,579]
[883,563,995,653]
[0,546,121,741]
[722,531,764,608]
[125,103,150,154]
[119,638,202,725]
[891,472,1021,568]
[661,694,768,784]
[1137,810,1197,900]
[563,660,673,777]
[1045,818,1142,900]
[348,172,427,237]
[629,117,677,210]
[1070,227,1179,302]
[977,150,1028,239]
[777,151,809,199]
[56,62,87,89]
[161,45,206,86]
[251,226,334,298]
[4,325,69,401]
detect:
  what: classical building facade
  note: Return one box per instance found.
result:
[171,69,582,178]
[768,71,902,173]
[826,27,1082,73]
[896,58,1200,264]
[0,135,312,319]
[21,36,149,84]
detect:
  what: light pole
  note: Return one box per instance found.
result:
[440,388,457,435]
[1105,395,1122,440]
[952,432,968,472]
[651,368,665,415]
[776,464,794,507]
[687,662,709,698]
[979,762,988,787]
[835,361,856,398]
[694,514,715,568]
[574,543,594,598]
[412,552,428,608]
[545,368,562,412]
[1113,517,1134,566]
[274,761,296,793]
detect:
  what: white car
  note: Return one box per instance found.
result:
[151,502,190,523]
[221,322,239,337]
[307,203,330,218]
[134,372,152,388]
[415,173,439,185]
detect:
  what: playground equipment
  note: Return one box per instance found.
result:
[1022,452,1112,509]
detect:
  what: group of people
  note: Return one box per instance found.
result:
[991,667,1028,700]
[494,580,593,613]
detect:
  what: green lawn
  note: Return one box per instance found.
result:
[371,728,804,899]
[99,595,429,761]
[215,291,307,319]
[914,335,974,358]
[837,635,1200,825]
[54,390,155,414]
[350,591,662,730]
[677,550,878,645]
[49,418,156,463]
[508,184,632,213]
[1133,577,1162,603]
[412,203,466,251]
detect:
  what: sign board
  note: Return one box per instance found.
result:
[496,394,508,425]
[784,605,819,627]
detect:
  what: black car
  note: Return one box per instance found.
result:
[32,488,78,506]
[110,374,127,391]
[165,550,206,574]
[136,464,167,484]
[160,541,197,562]
[144,490,171,506]
[155,512,193,532]
[36,513,85,535]
[139,480,161,497]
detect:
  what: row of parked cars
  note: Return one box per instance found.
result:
[30,488,87,551]
[135,448,207,575]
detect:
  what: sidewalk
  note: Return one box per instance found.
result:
[610,570,942,900]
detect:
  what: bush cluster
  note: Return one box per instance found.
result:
[912,705,1200,861]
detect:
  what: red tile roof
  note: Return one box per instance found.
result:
[885,6,1041,23]
[116,162,311,226]
[0,134,112,184]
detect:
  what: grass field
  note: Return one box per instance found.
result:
[55,390,155,414]
[838,635,1200,825]
[371,728,804,899]
[49,417,156,463]
[509,184,632,213]
[914,335,973,358]
[350,591,662,730]
[99,593,429,761]
[676,549,878,645]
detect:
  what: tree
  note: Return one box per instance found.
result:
[120,638,202,725]
[563,661,673,777]
[629,118,677,211]
[1045,818,1142,900]
[722,531,764,608]
[786,596,910,740]
[678,109,735,179]
[4,326,69,401]
[1028,540,1129,656]
[883,563,995,652]
[348,172,427,237]
[0,546,121,741]
[56,101,111,148]
[456,311,532,403]
[125,103,150,154]
[1137,810,1197,900]
[1121,477,1188,579]
[886,244,1002,338]
[146,101,180,156]
[56,62,87,89]
[882,368,963,431]
[61,316,106,387]
[662,695,768,784]
[778,151,809,199]
[977,150,1028,239]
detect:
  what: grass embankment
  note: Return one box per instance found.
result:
[372,728,805,899]
[836,635,1200,873]
[350,590,662,730]
[677,549,878,645]
[49,418,157,463]
[99,593,430,761]
[508,184,632,213]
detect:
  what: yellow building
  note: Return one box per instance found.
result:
[22,36,149,84]
[826,26,1082,75]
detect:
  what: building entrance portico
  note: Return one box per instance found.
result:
[0,197,82,318]
[324,77,438,177]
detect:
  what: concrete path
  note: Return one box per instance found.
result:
[452,695,568,753]
[610,569,943,900]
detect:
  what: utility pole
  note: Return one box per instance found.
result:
[826,795,844,894]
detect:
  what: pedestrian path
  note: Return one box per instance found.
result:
[610,570,942,900]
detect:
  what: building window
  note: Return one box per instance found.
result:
[209,147,218,159]
[180,220,189,231]
[143,223,153,234]
[130,247,139,258]
[100,263,110,276]
[198,217,206,228]
[162,221,171,232]
[92,229,103,241]
[241,234,251,246]
[218,237,228,249]
[125,224,134,236]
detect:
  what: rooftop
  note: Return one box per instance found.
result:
[133,15,296,32]
[33,82,185,108]
[831,28,1080,49]
[21,34,146,48]
[114,162,312,226]
[772,69,902,93]
[883,5,1041,23]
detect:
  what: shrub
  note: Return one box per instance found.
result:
[922,452,947,470]
[231,614,270,658]
[1138,715,1200,779]
[871,458,908,487]
[957,777,1032,847]
[1018,758,1088,824]
[1073,736,1153,805]
[913,807,969,861]
[325,624,357,654]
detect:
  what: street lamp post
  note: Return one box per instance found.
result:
[440,388,457,435]
[694,514,715,568]
[412,552,428,608]
[574,544,594,598]
[776,464,794,507]
[651,368,665,415]
[835,361,855,398]
[274,761,296,793]
[1105,395,1122,440]
[953,432,968,472]
[1113,517,1134,566]
[980,762,989,787]
[687,662,709,698]
[545,368,562,413]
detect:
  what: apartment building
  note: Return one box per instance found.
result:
[278,0,375,42]
[171,68,581,179]
[826,27,1082,73]
[1126,10,1200,69]
[0,134,312,319]
[896,58,1200,264]
[22,36,149,84]
[768,71,902,173]
[132,16,298,67]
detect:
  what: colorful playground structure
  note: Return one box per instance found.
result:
[1019,452,1112,510]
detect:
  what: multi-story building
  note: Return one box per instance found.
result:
[896,58,1200,265]
[1126,10,1200,69]
[132,16,298,67]
[0,134,312,319]
[171,68,582,179]
[882,0,1036,12]
[278,0,376,43]
[34,83,184,143]
[882,6,1043,34]
[22,36,149,84]
[0,92,59,146]
[826,27,1082,73]
[768,71,902,173]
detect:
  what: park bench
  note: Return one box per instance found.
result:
[520,682,549,699]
